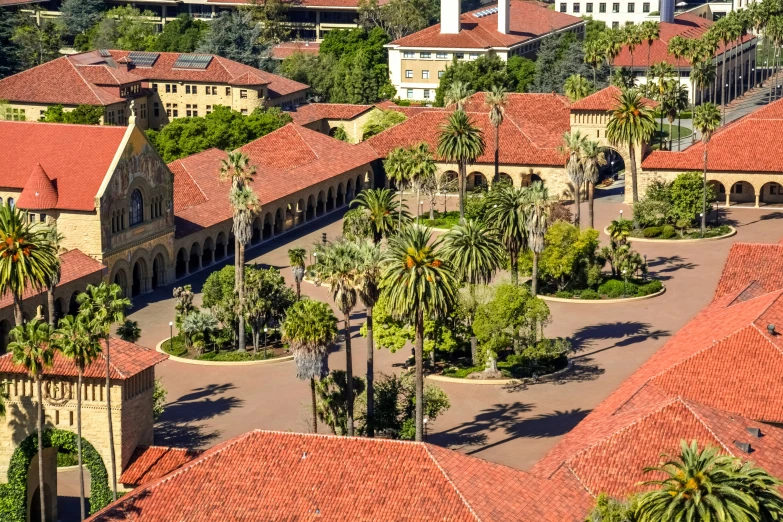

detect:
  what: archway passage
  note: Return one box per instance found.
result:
[760,181,783,205]
[152,254,165,290]
[337,184,345,207]
[600,148,625,182]
[202,238,214,267]
[262,213,273,239]
[326,188,335,212]
[29,483,55,522]
[132,260,146,297]
[176,248,187,279]
[251,218,262,245]
[189,244,201,274]
[215,233,227,260]
[274,209,284,235]
[68,291,79,316]
[316,192,325,217]
[306,196,315,221]
[114,269,128,296]
[728,181,755,206]
[467,172,487,191]
[497,173,513,186]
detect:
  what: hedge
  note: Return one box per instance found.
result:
[0,429,111,520]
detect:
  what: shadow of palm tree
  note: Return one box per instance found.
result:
[429,401,534,449]
[153,420,220,448]
[161,396,244,424]
[570,322,670,359]
[176,383,236,403]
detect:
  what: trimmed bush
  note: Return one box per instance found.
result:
[579,289,600,300]
[162,335,188,357]
[642,226,662,238]
[636,280,664,296]
[554,290,573,299]
[661,225,676,239]
[598,279,639,298]
[196,350,274,362]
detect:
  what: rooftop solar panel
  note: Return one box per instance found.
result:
[99,49,111,57]
[173,54,212,70]
[128,51,160,67]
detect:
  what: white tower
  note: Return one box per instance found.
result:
[498,0,510,34]
[441,0,461,34]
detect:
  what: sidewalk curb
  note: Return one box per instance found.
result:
[155,338,294,366]
[427,360,574,385]
[536,287,665,304]
[603,226,736,243]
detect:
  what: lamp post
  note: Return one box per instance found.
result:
[263,326,268,359]
[423,417,429,441]
[169,321,173,352]
[418,200,423,225]
[699,213,704,238]
[619,209,623,221]
[643,255,647,281]
[622,269,628,298]
[321,233,327,246]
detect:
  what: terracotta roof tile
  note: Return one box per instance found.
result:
[714,243,783,299]
[286,103,373,126]
[206,0,378,7]
[120,446,204,487]
[270,41,320,60]
[570,85,657,111]
[16,163,58,210]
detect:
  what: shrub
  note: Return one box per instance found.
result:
[598,279,639,298]
[196,350,271,362]
[162,335,188,357]
[661,225,676,239]
[636,280,663,296]
[642,226,662,238]
[580,289,600,300]
[512,338,570,375]
[633,198,673,227]
[555,290,573,298]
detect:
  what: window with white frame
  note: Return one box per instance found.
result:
[422,70,429,79]
[407,89,414,98]
[405,70,413,78]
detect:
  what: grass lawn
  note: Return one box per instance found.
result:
[420,211,460,229]
[651,122,693,150]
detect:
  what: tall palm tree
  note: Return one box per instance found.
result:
[485,184,529,286]
[384,147,412,226]
[624,24,642,71]
[581,140,606,229]
[601,30,624,70]
[408,142,438,222]
[564,74,594,102]
[444,80,473,111]
[355,241,382,437]
[9,319,54,522]
[690,56,717,107]
[663,81,690,150]
[583,39,605,87]
[485,85,508,183]
[53,314,98,521]
[229,186,260,353]
[606,89,656,203]
[442,220,504,287]
[381,226,457,441]
[692,103,721,236]
[311,239,362,436]
[77,282,130,501]
[711,17,732,122]
[526,182,550,296]
[44,225,63,328]
[437,110,486,224]
[288,248,306,300]
[767,15,783,103]
[281,299,337,434]
[636,441,769,522]
[560,131,587,227]
[651,61,675,149]
[0,203,58,326]
[667,35,689,146]
[349,188,408,244]
[219,151,256,286]
[639,21,660,78]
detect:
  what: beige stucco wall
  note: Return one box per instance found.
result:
[430,162,572,199]
[2,100,145,129]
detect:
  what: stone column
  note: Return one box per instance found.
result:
[726,193,731,207]
[755,193,760,208]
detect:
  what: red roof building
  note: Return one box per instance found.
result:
[570,85,657,112]
[88,430,593,521]
[715,243,783,300]
[270,41,321,60]
[120,446,204,487]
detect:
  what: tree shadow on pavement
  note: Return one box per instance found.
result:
[429,401,533,449]
[177,383,236,402]
[154,420,221,448]
[570,322,670,354]
[161,395,244,424]
[501,357,605,393]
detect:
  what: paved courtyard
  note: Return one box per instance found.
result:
[118,193,783,473]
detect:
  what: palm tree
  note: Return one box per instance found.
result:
[288,248,306,300]
[560,131,587,227]
[651,61,675,149]
[384,147,412,226]
[636,441,762,522]
[53,314,98,521]
[564,74,594,102]
[608,218,633,244]
[444,80,473,111]
[601,30,624,70]
[116,319,141,343]
[355,241,382,437]
[219,151,256,285]
[311,239,362,436]
[690,56,717,107]
[711,17,732,122]
[281,299,337,434]
[44,225,63,328]
[485,85,508,183]
[9,319,54,522]
[0,203,58,326]
[437,110,486,224]
[442,220,504,287]
[606,89,656,203]
[381,226,457,441]
[485,184,529,286]
[526,182,550,296]
[581,140,606,229]
[77,282,130,501]
[639,21,660,78]
[349,188,408,244]
[692,103,721,236]
[663,81,690,150]
[584,39,605,87]
[229,186,260,352]
[624,24,642,71]
[408,143,438,222]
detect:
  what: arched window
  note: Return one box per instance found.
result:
[8,198,14,209]
[130,189,143,226]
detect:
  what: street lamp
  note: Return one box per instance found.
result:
[643,255,647,281]
[423,417,429,441]
[169,321,173,352]
[622,269,628,298]
[699,213,704,238]
[418,200,424,224]
[611,160,615,180]
[619,209,623,221]
[263,326,268,358]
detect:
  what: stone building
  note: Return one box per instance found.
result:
[0,339,167,522]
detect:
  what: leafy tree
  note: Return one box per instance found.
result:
[280,52,339,102]
[40,104,104,125]
[506,55,537,92]
[564,73,594,101]
[150,14,209,52]
[116,319,141,343]
[669,171,715,223]
[153,379,167,421]
[442,220,503,287]
[527,182,551,296]
[384,146,413,226]
[315,370,366,435]
[347,188,408,244]
[361,109,407,139]
[181,309,219,353]
[288,248,306,300]
[0,8,22,79]
[202,266,238,331]
[246,0,291,41]
[9,319,54,522]
[244,266,295,354]
[197,10,269,68]
[435,55,514,106]
[44,225,63,328]
[533,33,609,95]
[606,89,655,202]
[692,102,721,235]
[536,221,601,291]
[358,0,438,41]
[12,12,64,69]
[320,27,395,102]
[76,282,130,501]
[586,493,637,522]
[172,284,195,331]
[60,0,106,36]
[485,184,528,286]
[437,110,485,223]
[607,218,633,244]
[282,299,337,433]
[88,6,157,51]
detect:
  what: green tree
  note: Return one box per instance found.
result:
[581,140,606,229]
[229,186,261,353]
[60,0,106,36]
[507,55,537,92]
[197,10,268,68]
[53,314,99,521]
[583,38,605,86]
[116,319,141,343]
[11,12,64,69]
[564,73,594,101]
[669,171,715,224]
[40,104,104,125]
[561,131,588,227]
[442,220,503,287]
[607,218,633,244]
[243,266,294,354]
[315,370,366,435]
[624,24,642,70]
[151,14,208,52]
[692,102,721,235]
[361,109,407,139]
[408,142,437,222]
[485,85,508,182]
[435,55,519,105]
[639,20,660,78]
[0,203,58,325]
[537,221,600,291]
[282,299,338,433]
[381,226,457,441]
[348,188,408,244]
[280,52,337,102]
[181,309,219,353]
[246,0,291,41]
[43,225,63,328]
[9,319,54,522]
[526,182,551,296]
[357,0,437,41]
[586,493,637,522]
[0,8,22,79]
[606,89,655,202]
[384,146,413,226]
[88,6,157,51]
[288,248,306,300]
[355,241,383,437]
[201,266,237,332]
[437,110,485,223]
[443,80,474,110]
[76,282,130,501]
[485,184,528,285]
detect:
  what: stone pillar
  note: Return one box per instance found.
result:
[755,193,760,208]
[726,193,731,207]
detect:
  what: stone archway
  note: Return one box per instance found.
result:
[760,181,783,205]
[337,183,345,207]
[285,204,295,231]
[306,195,316,221]
[326,188,335,212]
[728,181,755,206]
[251,217,262,245]
[152,253,166,289]
[356,174,363,193]
[202,237,214,267]
[274,208,284,235]
[262,212,274,239]
[227,233,235,256]
[316,191,326,216]
[176,248,188,279]
[113,268,128,297]
[346,179,354,202]
[29,475,55,522]
[131,259,148,297]
[467,172,487,191]
[295,199,306,226]
[497,173,513,186]
[68,291,79,316]
[189,243,201,273]
[215,232,227,260]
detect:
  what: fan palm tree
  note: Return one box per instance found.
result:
[437,110,486,224]
[663,81,690,151]
[281,299,337,434]
[381,226,457,441]
[601,30,624,69]
[76,282,130,501]
[639,21,660,78]
[444,80,473,111]
[408,143,438,222]
[53,314,99,521]
[581,140,606,229]
[608,218,633,245]
[442,220,504,287]
[485,85,508,183]
[229,186,261,353]
[560,131,588,227]
[485,184,529,286]
[606,89,656,203]
[625,24,642,70]
[583,39,605,87]
[636,441,760,522]
[692,102,722,236]
[526,182,550,296]
[711,17,732,121]
[219,151,256,285]
[690,56,717,106]
[355,241,382,437]
[44,225,63,328]
[288,248,306,300]
[651,61,675,149]
[564,74,594,102]
[9,319,54,522]
[384,147,413,227]
[0,203,58,326]
[349,188,408,244]
[311,239,362,436]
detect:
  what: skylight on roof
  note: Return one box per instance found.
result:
[173,54,213,70]
[128,51,160,67]
[474,7,498,17]
[99,49,111,57]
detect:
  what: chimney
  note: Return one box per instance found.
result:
[116,55,134,73]
[660,0,674,23]
[441,0,461,34]
[498,0,510,34]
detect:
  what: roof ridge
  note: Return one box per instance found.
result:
[174,156,209,203]
[291,123,320,159]
[422,445,483,522]
[678,398,736,456]
[564,462,596,497]
[750,322,783,357]
[69,57,114,105]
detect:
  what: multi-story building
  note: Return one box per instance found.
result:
[0,50,308,129]
[559,0,660,27]
[385,0,585,101]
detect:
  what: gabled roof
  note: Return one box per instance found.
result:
[286,102,374,126]
[367,92,570,166]
[206,0,375,7]
[16,163,58,210]
[0,121,127,211]
[390,0,583,50]
[120,446,204,487]
[570,85,658,111]
[270,41,320,60]
[0,336,167,380]
[88,430,592,521]
[715,243,783,299]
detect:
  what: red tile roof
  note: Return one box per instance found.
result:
[0,336,167,380]
[88,430,592,521]
[270,41,320,60]
[390,0,583,49]
[570,85,658,111]
[367,92,570,166]
[0,249,103,310]
[613,13,755,68]
[375,100,441,118]
[0,121,127,212]
[715,243,783,299]
[207,0,377,7]
[642,97,783,173]
[171,124,378,235]
[16,163,58,210]
[286,102,373,126]
[120,446,203,487]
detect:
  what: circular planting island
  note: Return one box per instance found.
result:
[603,225,736,243]
[156,336,293,366]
